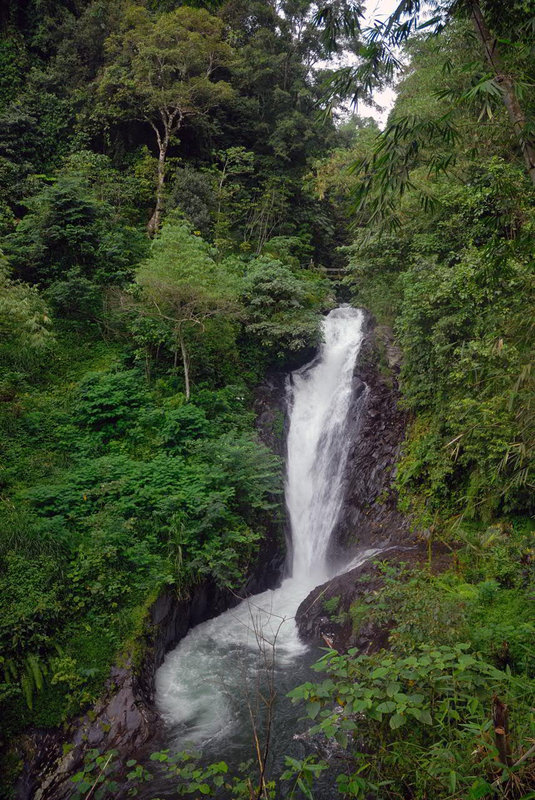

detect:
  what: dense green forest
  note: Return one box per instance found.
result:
[0,0,343,741]
[0,0,534,798]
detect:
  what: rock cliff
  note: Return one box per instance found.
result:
[296,544,454,653]
[327,312,410,567]
[297,312,421,651]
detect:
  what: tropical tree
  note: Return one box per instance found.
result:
[317,0,535,206]
[241,255,326,357]
[4,175,144,318]
[131,221,239,399]
[210,147,255,246]
[96,5,234,234]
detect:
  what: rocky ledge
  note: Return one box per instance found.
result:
[296,311,435,653]
[326,313,411,568]
[17,578,270,800]
[296,543,455,654]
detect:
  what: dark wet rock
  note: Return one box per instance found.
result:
[16,582,239,800]
[253,370,288,458]
[296,544,455,654]
[327,312,412,568]
[250,369,291,588]
[296,556,393,655]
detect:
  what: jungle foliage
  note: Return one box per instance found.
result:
[0,0,339,755]
[314,16,535,527]
[1,1,535,799]
[290,4,535,798]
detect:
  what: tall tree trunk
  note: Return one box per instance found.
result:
[148,135,168,236]
[492,695,513,767]
[179,331,191,401]
[470,0,535,186]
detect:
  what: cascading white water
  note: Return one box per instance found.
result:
[286,306,366,582]
[155,306,367,751]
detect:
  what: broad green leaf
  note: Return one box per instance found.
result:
[376,701,397,713]
[389,713,405,730]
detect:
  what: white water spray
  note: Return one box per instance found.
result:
[155,307,367,748]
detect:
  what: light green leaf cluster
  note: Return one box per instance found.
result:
[0,254,54,354]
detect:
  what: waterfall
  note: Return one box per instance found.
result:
[155,306,367,752]
[286,306,366,582]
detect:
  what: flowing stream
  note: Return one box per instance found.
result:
[155,306,368,770]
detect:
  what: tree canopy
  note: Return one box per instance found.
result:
[96,5,235,233]
[318,0,535,221]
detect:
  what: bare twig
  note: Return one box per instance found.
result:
[84,753,113,800]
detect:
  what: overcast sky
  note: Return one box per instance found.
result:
[358,0,402,127]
